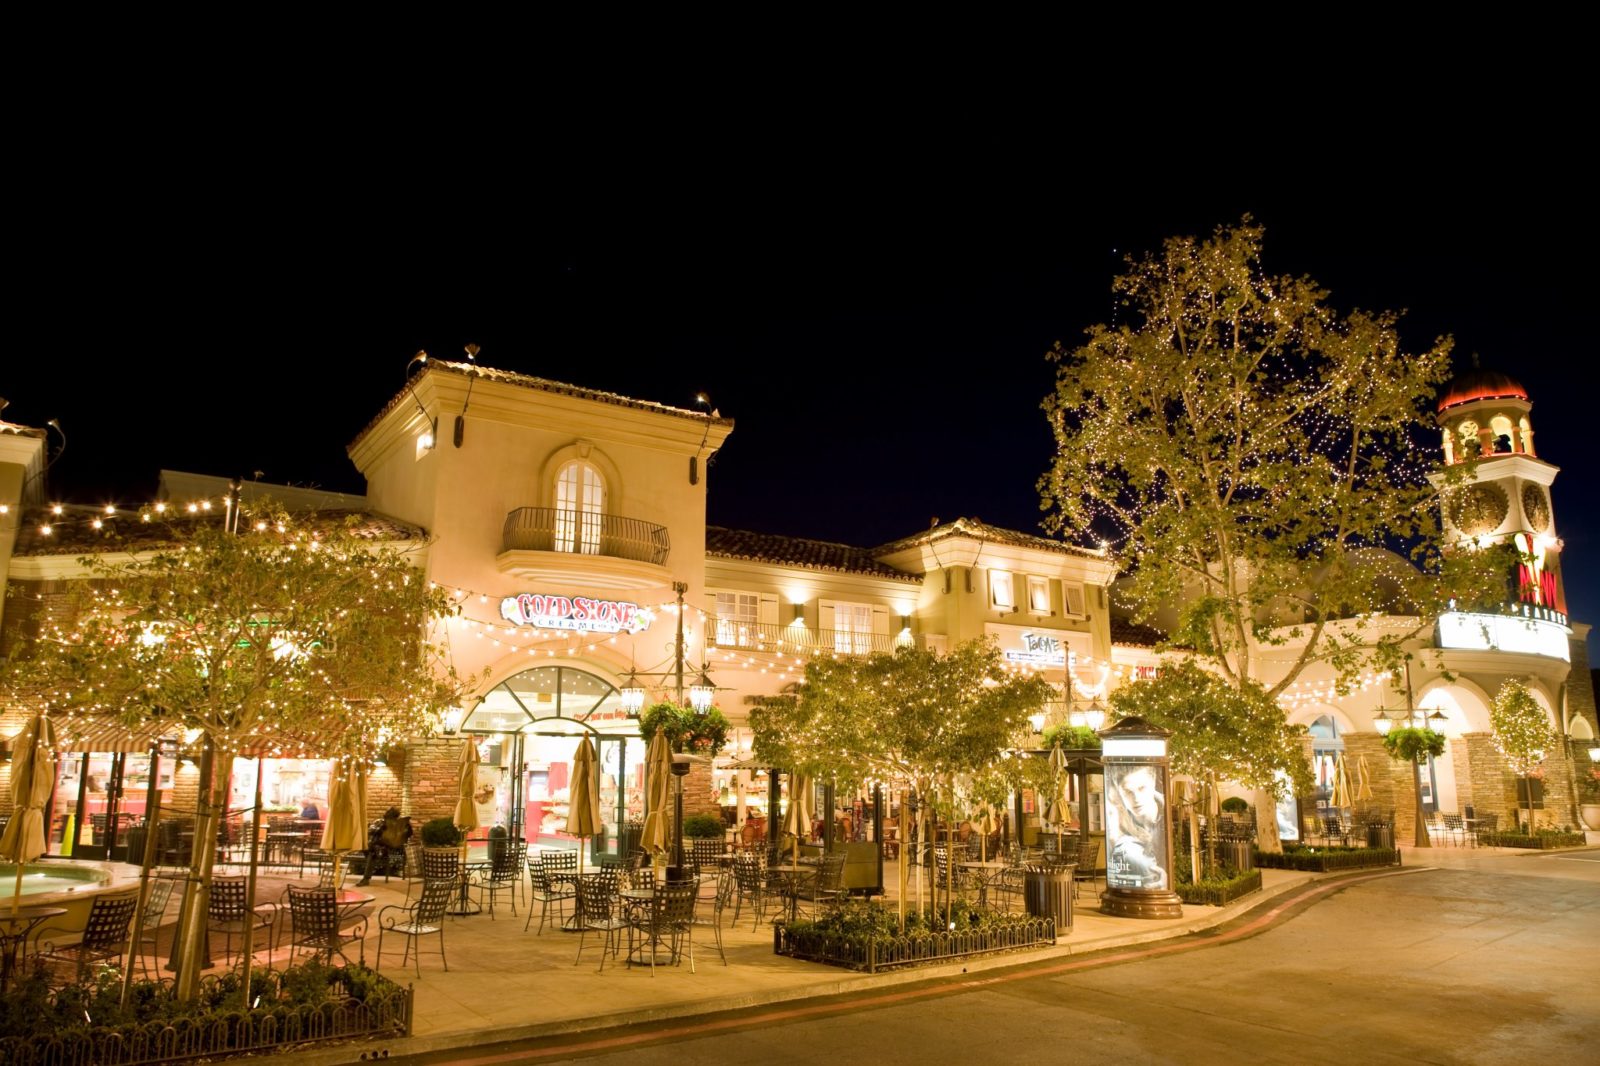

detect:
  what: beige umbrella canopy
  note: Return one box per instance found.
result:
[638,731,672,864]
[321,756,369,889]
[782,772,814,865]
[974,802,999,862]
[1,714,55,916]
[1045,743,1072,851]
[453,739,481,836]
[1356,754,1375,803]
[565,734,602,875]
[1330,753,1353,810]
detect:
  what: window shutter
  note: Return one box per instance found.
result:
[819,600,836,632]
[1064,583,1086,617]
[759,594,779,626]
[871,605,891,635]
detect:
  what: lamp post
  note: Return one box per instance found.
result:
[671,753,691,878]
[1098,716,1183,919]
[1373,670,1439,850]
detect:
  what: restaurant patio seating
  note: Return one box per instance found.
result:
[421,846,461,887]
[1473,811,1499,844]
[525,852,577,934]
[1072,835,1101,899]
[730,851,770,930]
[36,892,139,984]
[624,880,698,975]
[479,840,526,919]
[932,845,970,898]
[708,864,736,966]
[400,843,426,903]
[573,870,628,972]
[283,885,366,966]
[795,852,845,919]
[1439,812,1469,847]
[375,879,453,975]
[135,876,178,979]
[207,875,276,968]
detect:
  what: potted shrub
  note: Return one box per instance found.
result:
[420,816,462,848]
[682,814,725,839]
[1579,768,1600,832]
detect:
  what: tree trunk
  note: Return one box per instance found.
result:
[173,739,229,1001]
[1250,787,1283,854]
[896,787,908,933]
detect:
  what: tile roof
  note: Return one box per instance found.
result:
[1110,616,1168,649]
[11,508,425,557]
[350,359,735,453]
[873,517,1105,559]
[706,527,921,582]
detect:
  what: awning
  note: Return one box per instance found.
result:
[50,718,179,753]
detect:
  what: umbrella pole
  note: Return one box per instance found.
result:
[9,865,22,919]
[896,788,907,933]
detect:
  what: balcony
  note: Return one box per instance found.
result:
[496,507,672,591]
[708,620,902,658]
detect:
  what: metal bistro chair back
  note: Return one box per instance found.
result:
[481,839,526,919]
[1073,834,1101,898]
[135,876,178,979]
[208,875,275,967]
[1474,811,1499,844]
[400,843,426,902]
[524,851,577,934]
[573,872,628,972]
[730,851,768,930]
[806,852,847,917]
[285,885,366,966]
[376,878,454,976]
[422,846,461,885]
[709,863,737,966]
[38,891,139,984]
[690,837,727,871]
[629,881,698,975]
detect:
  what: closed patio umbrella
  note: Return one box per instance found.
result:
[974,802,998,862]
[782,772,814,866]
[453,739,481,838]
[1,713,55,916]
[1045,743,1071,852]
[565,734,602,876]
[321,756,368,889]
[638,731,672,869]
[1356,754,1375,803]
[1330,753,1353,810]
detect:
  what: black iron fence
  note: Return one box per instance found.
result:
[501,508,670,566]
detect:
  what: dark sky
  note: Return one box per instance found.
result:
[5,151,1595,645]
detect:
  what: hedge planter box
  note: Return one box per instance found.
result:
[1174,869,1261,906]
[1481,831,1587,849]
[1254,845,1401,872]
[775,913,1056,973]
[0,963,410,1066]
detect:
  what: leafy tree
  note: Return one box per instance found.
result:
[3,507,471,1000]
[1110,661,1312,878]
[1039,218,1507,696]
[1490,678,1554,832]
[750,639,1051,926]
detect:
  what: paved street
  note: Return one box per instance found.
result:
[396,850,1599,1066]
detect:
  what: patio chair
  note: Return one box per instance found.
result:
[690,837,727,871]
[135,876,178,979]
[626,881,698,975]
[1440,812,1468,847]
[1474,812,1498,844]
[421,846,461,886]
[797,852,846,918]
[399,843,426,903]
[284,885,367,966]
[376,879,453,975]
[1072,834,1101,899]
[480,840,525,920]
[573,871,628,973]
[730,851,769,931]
[36,892,139,984]
[931,845,969,900]
[207,875,276,968]
[525,852,577,934]
[708,863,736,966]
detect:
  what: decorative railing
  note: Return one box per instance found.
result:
[0,966,411,1066]
[707,621,900,657]
[501,507,670,566]
[774,915,1055,973]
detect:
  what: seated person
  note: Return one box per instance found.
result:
[357,807,413,885]
[298,799,321,821]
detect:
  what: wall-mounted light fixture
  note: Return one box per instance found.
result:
[792,602,806,625]
[1027,711,1046,735]
[440,705,466,736]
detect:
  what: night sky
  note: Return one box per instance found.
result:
[5,163,1594,648]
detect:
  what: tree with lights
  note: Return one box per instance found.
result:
[750,639,1051,928]
[1040,218,1508,841]
[1490,678,1554,834]
[3,507,470,1000]
[1110,662,1312,878]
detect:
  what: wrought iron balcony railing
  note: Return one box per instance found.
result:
[707,620,899,657]
[501,507,671,566]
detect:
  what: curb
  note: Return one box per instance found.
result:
[286,866,1413,1065]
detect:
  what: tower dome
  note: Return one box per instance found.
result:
[1437,368,1529,413]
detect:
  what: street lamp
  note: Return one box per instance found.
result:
[671,753,692,878]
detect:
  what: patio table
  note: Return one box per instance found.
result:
[0,905,66,992]
[959,860,1009,908]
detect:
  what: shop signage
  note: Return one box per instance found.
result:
[499,593,651,635]
[1002,631,1069,667]
[1437,610,1569,661]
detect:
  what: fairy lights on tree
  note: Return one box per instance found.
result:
[1490,678,1555,834]
[3,504,474,1000]
[1039,217,1508,699]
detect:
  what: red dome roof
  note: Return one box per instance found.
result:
[1437,368,1528,412]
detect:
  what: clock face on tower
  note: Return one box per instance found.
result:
[1448,483,1510,537]
[1521,483,1551,532]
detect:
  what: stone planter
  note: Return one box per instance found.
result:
[1580,804,1600,831]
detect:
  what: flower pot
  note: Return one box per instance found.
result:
[1580,804,1600,831]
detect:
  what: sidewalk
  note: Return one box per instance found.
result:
[285,862,1344,1065]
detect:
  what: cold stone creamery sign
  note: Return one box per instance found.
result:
[500,593,651,635]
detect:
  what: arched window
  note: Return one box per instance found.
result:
[554,460,605,554]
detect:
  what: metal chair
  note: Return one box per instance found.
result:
[207,875,276,968]
[573,871,627,972]
[708,863,737,966]
[375,879,453,975]
[480,840,525,919]
[399,843,426,903]
[284,885,366,965]
[135,876,178,979]
[730,851,769,930]
[524,852,577,934]
[1072,835,1101,899]
[798,852,846,918]
[626,881,698,975]
[37,892,139,984]
[1440,812,1468,847]
[1474,811,1499,845]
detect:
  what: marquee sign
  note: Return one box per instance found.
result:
[1437,610,1569,662]
[1002,632,1070,667]
[499,593,651,635]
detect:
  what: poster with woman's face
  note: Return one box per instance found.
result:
[1104,762,1169,891]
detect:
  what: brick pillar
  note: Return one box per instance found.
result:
[403,739,464,824]
[682,761,720,820]
[366,763,404,822]
[1462,733,1513,827]
[1343,732,1417,838]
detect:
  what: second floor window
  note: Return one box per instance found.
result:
[1028,575,1050,613]
[833,602,874,655]
[715,592,760,647]
[555,460,605,554]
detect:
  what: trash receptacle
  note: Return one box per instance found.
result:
[1023,863,1074,931]
[1366,823,1393,849]
[1224,839,1255,872]
[124,826,149,866]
